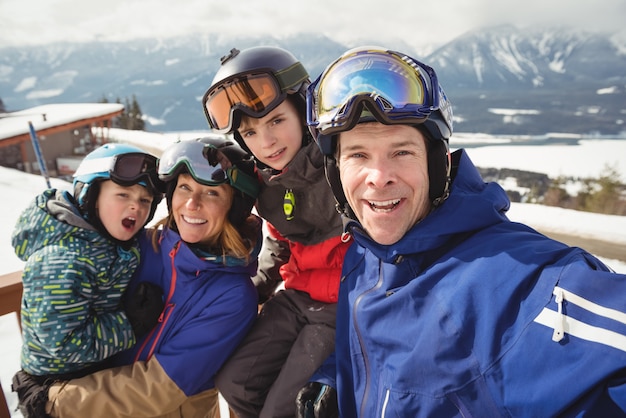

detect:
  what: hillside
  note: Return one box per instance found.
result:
[1,25,625,135]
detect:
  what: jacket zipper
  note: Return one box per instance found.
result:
[356,258,385,417]
[535,285,626,351]
[133,241,180,362]
[552,287,565,342]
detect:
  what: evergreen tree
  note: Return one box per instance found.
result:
[100,95,145,130]
[128,95,145,130]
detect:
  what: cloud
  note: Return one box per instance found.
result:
[1,0,625,50]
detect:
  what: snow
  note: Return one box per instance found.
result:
[1,130,626,416]
[455,138,626,179]
[0,103,125,140]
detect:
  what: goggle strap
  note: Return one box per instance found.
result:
[227,167,260,198]
[274,62,308,92]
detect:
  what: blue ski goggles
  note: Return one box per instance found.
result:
[73,152,164,192]
[158,140,260,199]
[307,47,445,139]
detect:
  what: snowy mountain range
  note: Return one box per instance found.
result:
[1,25,625,135]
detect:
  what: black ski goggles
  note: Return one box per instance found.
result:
[158,140,260,199]
[202,62,308,133]
[307,48,446,139]
[73,152,164,192]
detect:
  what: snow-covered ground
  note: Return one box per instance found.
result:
[2,130,626,416]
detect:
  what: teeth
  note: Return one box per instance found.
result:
[268,148,283,158]
[369,199,400,212]
[182,215,206,224]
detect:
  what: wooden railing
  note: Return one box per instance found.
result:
[0,271,23,418]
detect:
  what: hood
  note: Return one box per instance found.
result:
[347,149,511,263]
[12,189,99,261]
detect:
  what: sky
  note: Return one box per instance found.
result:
[2,132,626,416]
[1,0,626,53]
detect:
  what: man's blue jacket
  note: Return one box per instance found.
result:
[320,149,626,417]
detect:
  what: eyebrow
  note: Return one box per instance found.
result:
[340,139,418,153]
[240,110,286,131]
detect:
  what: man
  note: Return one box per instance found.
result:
[296,46,626,417]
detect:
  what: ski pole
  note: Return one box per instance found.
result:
[27,121,52,189]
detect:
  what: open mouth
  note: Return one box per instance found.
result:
[122,217,137,229]
[368,199,400,213]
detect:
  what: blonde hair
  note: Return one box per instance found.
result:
[148,185,257,262]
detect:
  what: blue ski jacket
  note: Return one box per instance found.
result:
[322,149,626,417]
[114,225,260,395]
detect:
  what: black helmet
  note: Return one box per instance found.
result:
[306,46,454,219]
[158,137,260,226]
[202,46,310,153]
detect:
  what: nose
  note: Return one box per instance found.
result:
[258,128,277,148]
[365,157,396,188]
[185,195,201,211]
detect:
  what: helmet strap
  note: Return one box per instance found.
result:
[324,155,355,219]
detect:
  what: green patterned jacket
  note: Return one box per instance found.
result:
[11,189,138,376]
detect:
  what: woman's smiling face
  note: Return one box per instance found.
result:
[170,173,233,246]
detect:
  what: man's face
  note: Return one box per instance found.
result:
[337,122,431,245]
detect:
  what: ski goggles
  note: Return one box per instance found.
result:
[158,140,260,199]
[73,152,163,192]
[307,48,443,138]
[202,62,309,133]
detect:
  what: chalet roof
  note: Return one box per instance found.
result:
[0,103,124,145]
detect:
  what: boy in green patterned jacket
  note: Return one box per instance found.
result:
[11,143,165,417]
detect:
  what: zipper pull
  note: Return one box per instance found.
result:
[552,287,565,342]
[283,189,295,221]
[158,303,174,322]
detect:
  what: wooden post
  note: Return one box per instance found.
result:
[0,270,23,418]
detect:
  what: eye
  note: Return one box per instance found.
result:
[240,129,255,138]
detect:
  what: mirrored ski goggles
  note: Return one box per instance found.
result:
[202,62,309,133]
[74,152,163,192]
[158,140,260,198]
[307,48,441,138]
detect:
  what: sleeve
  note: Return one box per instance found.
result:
[155,277,258,396]
[47,357,186,418]
[23,247,136,366]
[252,222,290,303]
[309,351,337,389]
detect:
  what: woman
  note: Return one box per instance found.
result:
[40,137,263,418]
